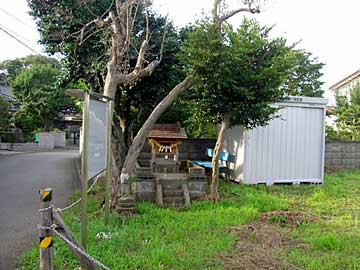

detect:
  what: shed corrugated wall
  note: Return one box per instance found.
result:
[243,105,325,184]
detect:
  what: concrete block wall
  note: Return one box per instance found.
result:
[51,131,66,148]
[38,132,55,148]
[11,143,53,151]
[325,140,360,170]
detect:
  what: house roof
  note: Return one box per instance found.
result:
[147,124,187,140]
[0,84,15,102]
[329,69,360,91]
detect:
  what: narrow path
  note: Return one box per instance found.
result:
[0,150,79,269]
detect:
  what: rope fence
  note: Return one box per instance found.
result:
[38,187,111,270]
[57,174,101,213]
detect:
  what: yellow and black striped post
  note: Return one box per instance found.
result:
[39,188,53,270]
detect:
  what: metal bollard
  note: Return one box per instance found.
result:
[39,188,54,270]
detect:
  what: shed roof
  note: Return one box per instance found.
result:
[147,124,187,140]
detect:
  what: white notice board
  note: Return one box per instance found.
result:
[88,99,108,180]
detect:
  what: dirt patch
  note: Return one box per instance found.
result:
[261,210,319,226]
[221,211,313,270]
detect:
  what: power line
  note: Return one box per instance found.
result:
[0,7,35,31]
[0,23,33,43]
[0,25,60,67]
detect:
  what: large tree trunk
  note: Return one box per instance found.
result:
[103,58,125,207]
[110,123,127,207]
[119,76,194,185]
[209,114,230,201]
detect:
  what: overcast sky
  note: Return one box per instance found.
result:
[1,0,359,98]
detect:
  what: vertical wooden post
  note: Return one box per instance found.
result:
[104,100,113,229]
[39,188,53,270]
[81,91,90,250]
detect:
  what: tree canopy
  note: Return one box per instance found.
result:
[28,0,185,143]
[0,55,58,85]
[177,18,301,199]
[179,19,294,129]
[282,50,324,97]
[11,63,77,132]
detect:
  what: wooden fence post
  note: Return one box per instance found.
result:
[39,188,53,270]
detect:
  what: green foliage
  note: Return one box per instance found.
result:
[158,98,217,138]
[167,20,324,137]
[325,125,339,140]
[20,180,288,270]
[29,1,186,141]
[329,83,360,140]
[11,63,77,132]
[28,0,114,89]
[282,50,325,97]
[0,55,57,84]
[20,171,360,270]
[179,19,294,128]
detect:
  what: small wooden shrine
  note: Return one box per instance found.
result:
[147,123,187,173]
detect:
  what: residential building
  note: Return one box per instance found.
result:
[327,69,360,128]
[0,84,15,102]
[329,69,360,97]
[0,84,17,131]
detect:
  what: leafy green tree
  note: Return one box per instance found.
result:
[28,0,266,207]
[179,19,295,199]
[28,0,184,146]
[161,41,324,139]
[29,0,192,208]
[0,55,57,84]
[331,83,360,140]
[11,64,76,132]
[282,50,325,97]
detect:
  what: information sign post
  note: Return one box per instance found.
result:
[67,89,113,250]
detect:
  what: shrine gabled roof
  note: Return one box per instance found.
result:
[147,124,187,139]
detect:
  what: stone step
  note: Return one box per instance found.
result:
[162,184,183,190]
[163,189,183,197]
[163,196,184,205]
[160,179,188,186]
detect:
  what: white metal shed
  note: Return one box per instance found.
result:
[221,96,328,185]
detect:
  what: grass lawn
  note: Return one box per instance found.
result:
[20,171,360,269]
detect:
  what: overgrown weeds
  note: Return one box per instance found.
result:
[19,171,360,270]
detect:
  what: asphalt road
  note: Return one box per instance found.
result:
[0,150,79,269]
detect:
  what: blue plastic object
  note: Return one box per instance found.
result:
[192,148,229,169]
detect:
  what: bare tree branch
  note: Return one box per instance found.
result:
[100,0,115,19]
[130,4,139,34]
[220,7,260,22]
[212,0,222,22]
[83,1,99,19]
[159,18,168,62]
[79,28,106,45]
[133,9,150,72]
[212,0,262,27]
